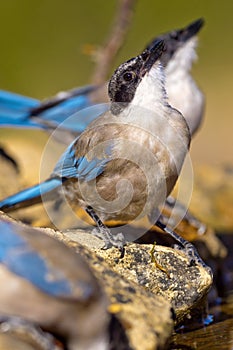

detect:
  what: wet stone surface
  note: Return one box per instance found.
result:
[57,229,213,326]
[58,231,174,350]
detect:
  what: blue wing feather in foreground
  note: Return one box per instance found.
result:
[0,220,73,297]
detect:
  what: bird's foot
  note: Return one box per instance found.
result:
[176,241,212,274]
[86,206,125,255]
[92,227,125,257]
[155,219,212,273]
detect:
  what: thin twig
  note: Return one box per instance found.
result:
[91,0,137,85]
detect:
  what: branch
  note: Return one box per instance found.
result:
[91,0,137,85]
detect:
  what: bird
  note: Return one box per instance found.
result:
[0,18,204,141]
[0,19,205,234]
[0,38,206,269]
[152,18,205,230]
[147,17,205,136]
[0,215,109,350]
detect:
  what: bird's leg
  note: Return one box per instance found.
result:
[85,206,125,254]
[165,196,206,235]
[155,217,210,270]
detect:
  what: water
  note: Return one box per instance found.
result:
[170,233,233,349]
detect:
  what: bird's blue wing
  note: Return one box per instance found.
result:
[0,220,77,297]
[53,138,113,181]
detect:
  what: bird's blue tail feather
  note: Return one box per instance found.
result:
[0,177,61,212]
[0,90,40,127]
[0,86,102,131]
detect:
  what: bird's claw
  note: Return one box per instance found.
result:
[102,232,125,249]
[178,241,211,273]
[92,227,125,255]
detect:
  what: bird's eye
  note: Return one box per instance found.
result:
[123,72,134,82]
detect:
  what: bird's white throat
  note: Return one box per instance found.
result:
[166,37,198,76]
[129,63,167,113]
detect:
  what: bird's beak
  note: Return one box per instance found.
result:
[178,18,204,42]
[140,39,165,76]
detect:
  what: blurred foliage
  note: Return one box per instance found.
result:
[0,0,232,165]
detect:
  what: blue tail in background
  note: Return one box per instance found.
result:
[0,90,40,127]
[0,85,107,132]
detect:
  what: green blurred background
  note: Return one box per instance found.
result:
[0,0,232,167]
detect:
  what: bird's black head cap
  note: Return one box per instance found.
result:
[109,40,165,115]
[146,18,204,66]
